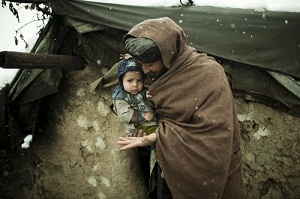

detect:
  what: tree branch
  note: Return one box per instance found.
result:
[4,0,50,3]
[36,3,51,15]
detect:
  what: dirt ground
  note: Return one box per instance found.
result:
[1,65,300,199]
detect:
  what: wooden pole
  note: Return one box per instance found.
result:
[0,51,86,70]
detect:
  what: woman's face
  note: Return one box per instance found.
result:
[122,71,144,95]
[137,59,165,74]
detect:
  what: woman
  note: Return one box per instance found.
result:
[117,17,245,199]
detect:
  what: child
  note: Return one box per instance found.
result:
[113,58,158,192]
[112,58,157,137]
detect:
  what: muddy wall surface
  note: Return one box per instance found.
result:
[1,63,300,199]
[29,64,149,199]
[236,98,300,199]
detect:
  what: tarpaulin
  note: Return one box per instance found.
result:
[52,0,300,79]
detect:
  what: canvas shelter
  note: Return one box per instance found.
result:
[0,0,300,148]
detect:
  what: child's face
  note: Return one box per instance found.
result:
[122,71,144,95]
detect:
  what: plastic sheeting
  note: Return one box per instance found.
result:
[50,0,300,114]
[52,0,300,79]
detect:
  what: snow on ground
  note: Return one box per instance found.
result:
[0,0,299,88]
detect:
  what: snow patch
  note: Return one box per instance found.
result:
[82,140,93,152]
[237,113,253,122]
[93,120,100,132]
[76,88,86,97]
[101,176,110,187]
[95,137,106,149]
[21,134,33,149]
[97,191,107,199]
[77,115,88,128]
[88,176,98,187]
[97,101,110,117]
[253,126,270,140]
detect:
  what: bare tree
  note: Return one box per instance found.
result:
[1,0,51,48]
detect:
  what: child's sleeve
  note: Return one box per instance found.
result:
[113,99,141,124]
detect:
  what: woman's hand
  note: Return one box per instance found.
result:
[117,129,157,150]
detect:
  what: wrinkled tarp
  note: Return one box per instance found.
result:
[52,0,300,79]
[2,1,300,150]
[50,0,300,114]
[231,64,300,112]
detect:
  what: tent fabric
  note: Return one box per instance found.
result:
[10,69,62,105]
[267,71,300,99]
[52,0,300,79]
[232,64,300,108]
[50,0,300,115]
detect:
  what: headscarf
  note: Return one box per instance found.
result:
[125,37,161,63]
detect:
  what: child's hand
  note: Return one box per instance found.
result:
[146,91,152,99]
[144,112,153,121]
[120,53,132,59]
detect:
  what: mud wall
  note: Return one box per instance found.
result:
[27,63,149,199]
[236,98,300,199]
[1,62,300,199]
